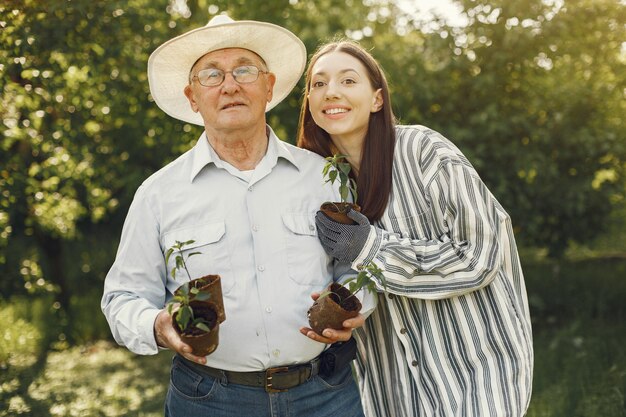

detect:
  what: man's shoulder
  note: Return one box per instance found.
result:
[139,148,193,192]
[276,139,326,166]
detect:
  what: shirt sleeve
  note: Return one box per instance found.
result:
[101,185,167,355]
[352,152,505,300]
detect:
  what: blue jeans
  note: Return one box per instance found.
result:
[165,355,365,417]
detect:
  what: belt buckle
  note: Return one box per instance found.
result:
[265,366,289,393]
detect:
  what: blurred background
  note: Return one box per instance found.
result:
[1,0,625,415]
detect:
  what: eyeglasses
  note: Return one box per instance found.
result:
[190,65,269,87]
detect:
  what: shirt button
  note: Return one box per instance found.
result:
[400,328,407,334]
[272,349,280,357]
[248,186,253,191]
[309,224,315,231]
[252,225,259,232]
[258,265,265,272]
[265,306,272,313]
[412,360,418,366]
[388,293,395,299]
[356,263,364,271]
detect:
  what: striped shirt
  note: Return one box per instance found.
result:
[351,125,533,417]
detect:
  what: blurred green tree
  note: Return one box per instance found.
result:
[390,0,626,256]
[0,1,202,314]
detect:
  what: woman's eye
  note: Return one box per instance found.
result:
[343,78,356,84]
[312,81,325,88]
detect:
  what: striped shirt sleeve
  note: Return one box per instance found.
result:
[353,126,508,299]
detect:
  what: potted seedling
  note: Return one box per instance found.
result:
[166,240,226,356]
[307,261,386,335]
[320,154,360,225]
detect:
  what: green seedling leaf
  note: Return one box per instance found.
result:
[341,261,387,297]
[194,321,211,332]
[193,292,211,301]
[321,154,358,203]
[165,248,174,266]
[317,290,333,300]
[177,306,192,330]
[340,184,349,202]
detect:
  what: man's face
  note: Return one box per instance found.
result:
[184,48,275,135]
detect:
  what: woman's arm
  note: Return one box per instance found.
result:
[357,160,506,299]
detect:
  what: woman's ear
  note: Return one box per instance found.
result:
[371,88,383,112]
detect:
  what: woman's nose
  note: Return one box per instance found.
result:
[324,81,340,100]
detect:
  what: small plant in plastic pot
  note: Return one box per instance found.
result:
[166,240,226,356]
[319,154,361,225]
[308,262,385,335]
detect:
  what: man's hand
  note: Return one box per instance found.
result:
[300,292,366,344]
[154,309,207,364]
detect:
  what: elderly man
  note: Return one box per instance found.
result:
[101,15,365,417]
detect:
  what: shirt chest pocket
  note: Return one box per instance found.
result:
[163,221,234,294]
[281,212,332,286]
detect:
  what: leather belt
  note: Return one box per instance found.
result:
[179,355,322,393]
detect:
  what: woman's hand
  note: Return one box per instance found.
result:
[315,208,371,263]
[299,292,366,344]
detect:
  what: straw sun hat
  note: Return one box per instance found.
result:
[147,15,306,126]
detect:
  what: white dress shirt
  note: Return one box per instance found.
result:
[101,126,345,371]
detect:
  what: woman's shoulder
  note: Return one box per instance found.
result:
[394,124,456,152]
[394,124,471,168]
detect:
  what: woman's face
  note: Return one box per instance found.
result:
[307,51,382,146]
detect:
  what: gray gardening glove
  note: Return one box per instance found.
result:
[315,209,371,263]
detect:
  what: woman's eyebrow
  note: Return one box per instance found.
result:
[313,68,360,76]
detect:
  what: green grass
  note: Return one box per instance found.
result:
[1,341,171,417]
[1,258,625,416]
[524,258,626,417]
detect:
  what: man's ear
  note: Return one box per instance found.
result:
[266,72,276,103]
[184,85,199,112]
[371,88,383,113]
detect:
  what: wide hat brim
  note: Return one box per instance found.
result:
[148,16,306,126]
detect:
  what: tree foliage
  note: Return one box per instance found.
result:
[1,0,624,329]
[389,0,626,256]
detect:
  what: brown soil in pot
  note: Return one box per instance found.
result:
[320,202,361,225]
[307,282,362,335]
[173,301,219,356]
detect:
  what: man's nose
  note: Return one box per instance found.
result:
[221,72,240,93]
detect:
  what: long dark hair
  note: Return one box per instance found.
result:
[297,41,396,222]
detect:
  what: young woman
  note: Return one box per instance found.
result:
[297,41,533,417]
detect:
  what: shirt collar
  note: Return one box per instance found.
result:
[189,125,300,182]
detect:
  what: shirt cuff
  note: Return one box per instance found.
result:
[351,225,383,272]
[137,308,162,355]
